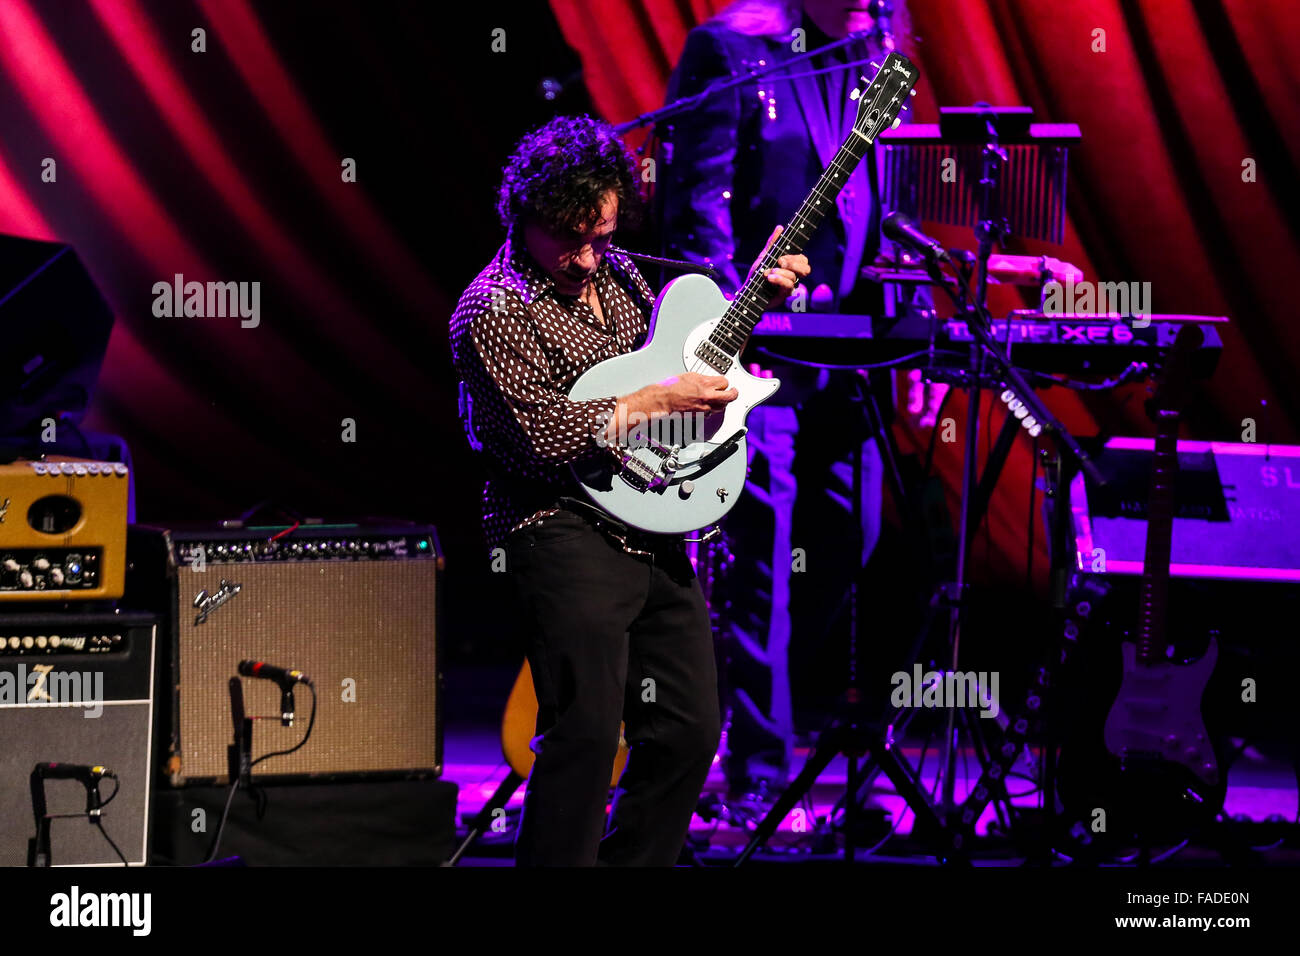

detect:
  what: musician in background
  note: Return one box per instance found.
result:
[451,115,808,865]
[656,0,924,802]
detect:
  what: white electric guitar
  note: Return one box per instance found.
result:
[569,53,920,533]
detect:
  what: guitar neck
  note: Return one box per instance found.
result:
[706,134,872,357]
[1137,414,1178,663]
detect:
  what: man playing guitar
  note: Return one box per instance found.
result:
[450,114,809,866]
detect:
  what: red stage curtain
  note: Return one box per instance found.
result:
[550,0,1300,588]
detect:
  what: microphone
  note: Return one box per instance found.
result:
[33,763,115,782]
[237,660,312,687]
[882,211,950,263]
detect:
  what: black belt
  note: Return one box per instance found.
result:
[556,496,685,557]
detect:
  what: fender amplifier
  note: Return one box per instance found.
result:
[125,521,443,785]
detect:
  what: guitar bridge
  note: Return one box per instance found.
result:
[619,454,657,490]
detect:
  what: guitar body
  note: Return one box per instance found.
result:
[1095,636,1223,837]
[566,53,919,533]
[501,660,629,786]
[569,274,779,533]
[1103,637,1218,783]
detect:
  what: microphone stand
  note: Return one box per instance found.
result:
[26,770,114,867]
[227,676,253,789]
[27,771,51,867]
[918,192,1105,848]
[615,29,880,135]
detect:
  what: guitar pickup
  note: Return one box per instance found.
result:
[693,340,733,374]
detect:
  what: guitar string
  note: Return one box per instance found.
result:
[706,66,911,357]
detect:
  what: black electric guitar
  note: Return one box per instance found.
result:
[1099,322,1223,837]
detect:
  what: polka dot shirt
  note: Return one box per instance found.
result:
[450,238,655,552]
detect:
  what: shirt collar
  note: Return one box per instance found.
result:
[502,233,618,308]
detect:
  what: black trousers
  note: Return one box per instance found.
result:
[504,508,720,866]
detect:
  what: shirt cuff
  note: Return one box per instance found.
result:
[583,396,620,453]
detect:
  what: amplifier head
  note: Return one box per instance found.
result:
[0,457,128,601]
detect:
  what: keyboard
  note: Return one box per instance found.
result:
[747,311,1225,377]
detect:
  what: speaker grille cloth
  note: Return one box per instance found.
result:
[178,560,437,780]
[0,704,151,865]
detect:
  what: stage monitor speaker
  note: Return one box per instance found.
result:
[0,610,157,866]
[125,521,443,786]
[0,234,114,439]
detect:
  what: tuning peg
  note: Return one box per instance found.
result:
[850,89,861,101]
[909,88,917,96]
[891,117,902,129]
[870,61,881,70]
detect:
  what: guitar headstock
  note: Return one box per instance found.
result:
[851,52,919,143]
[1146,323,1204,420]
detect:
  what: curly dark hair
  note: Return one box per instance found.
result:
[497,114,642,236]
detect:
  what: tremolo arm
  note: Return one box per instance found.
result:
[608,428,747,493]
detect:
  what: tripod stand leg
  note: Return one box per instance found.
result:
[734,725,844,865]
[960,705,1015,834]
[444,770,524,866]
[865,731,964,862]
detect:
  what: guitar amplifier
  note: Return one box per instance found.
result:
[125,521,444,785]
[0,456,129,601]
[0,610,158,866]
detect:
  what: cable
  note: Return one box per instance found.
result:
[98,775,121,809]
[204,683,318,863]
[251,682,318,767]
[86,776,128,866]
[203,777,242,864]
[268,521,301,543]
[93,818,129,867]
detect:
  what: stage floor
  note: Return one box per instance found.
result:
[443,723,1300,866]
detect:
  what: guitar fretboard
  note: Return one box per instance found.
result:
[1137,413,1178,664]
[706,114,882,357]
